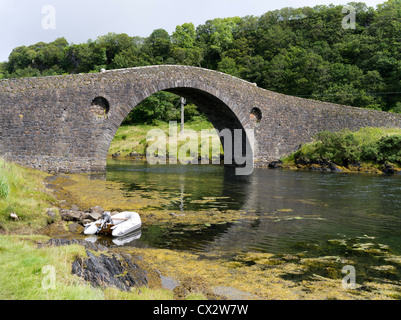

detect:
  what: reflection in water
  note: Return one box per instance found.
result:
[99,160,401,256]
[85,229,143,247]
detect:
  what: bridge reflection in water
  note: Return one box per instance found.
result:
[81,160,401,257]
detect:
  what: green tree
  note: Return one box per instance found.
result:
[6,46,37,73]
[96,33,135,65]
[143,29,172,63]
[172,23,196,48]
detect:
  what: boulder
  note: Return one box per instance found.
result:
[383,163,397,175]
[84,211,101,221]
[328,163,343,172]
[46,208,57,223]
[60,209,83,222]
[90,206,104,214]
[268,161,283,169]
[68,223,84,235]
[72,250,149,291]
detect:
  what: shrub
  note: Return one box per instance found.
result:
[295,130,361,166]
[376,135,401,165]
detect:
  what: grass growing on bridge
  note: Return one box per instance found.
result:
[0,158,57,233]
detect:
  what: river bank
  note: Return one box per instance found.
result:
[272,127,401,176]
[2,158,401,300]
[268,159,401,175]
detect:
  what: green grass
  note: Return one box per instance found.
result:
[109,117,223,158]
[0,235,104,300]
[0,158,59,233]
[282,127,401,167]
[0,235,198,300]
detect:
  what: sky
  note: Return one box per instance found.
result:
[0,0,386,62]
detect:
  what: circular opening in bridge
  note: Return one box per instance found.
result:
[250,107,262,123]
[91,97,110,116]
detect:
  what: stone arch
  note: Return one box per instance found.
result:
[100,84,255,169]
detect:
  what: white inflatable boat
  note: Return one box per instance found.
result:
[84,211,142,237]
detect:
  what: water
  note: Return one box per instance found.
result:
[104,160,401,256]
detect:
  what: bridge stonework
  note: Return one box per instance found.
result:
[1,65,401,173]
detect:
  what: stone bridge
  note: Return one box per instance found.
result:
[1,65,401,173]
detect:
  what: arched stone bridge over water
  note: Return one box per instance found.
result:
[1,65,401,173]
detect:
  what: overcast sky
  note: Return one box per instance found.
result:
[0,0,386,62]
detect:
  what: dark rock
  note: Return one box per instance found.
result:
[128,152,144,159]
[71,250,149,291]
[296,158,310,166]
[383,163,397,175]
[45,235,153,293]
[44,238,108,252]
[310,164,323,171]
[268,161,283,169]
[328,163,343,172]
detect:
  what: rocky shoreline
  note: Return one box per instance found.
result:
[268,160,401,175]
[42,238,153,292]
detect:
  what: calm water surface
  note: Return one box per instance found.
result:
[104,160,401,256]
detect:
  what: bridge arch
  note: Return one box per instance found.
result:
[93,68,257,171]
[1,65,401,173]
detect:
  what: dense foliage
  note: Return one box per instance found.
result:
[290,128,401,166]
[2,1,401,116]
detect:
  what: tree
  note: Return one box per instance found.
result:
[172,23,196,48]
[6,46,37,73]
[197,17,241,68]
[34,38,68,71]
[218,57,239,77]
[62,42,107,73]
[96,33,135,65]
[2,2,401,113]
[143,29,172,63]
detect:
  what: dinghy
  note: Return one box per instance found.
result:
[84,211,142,237]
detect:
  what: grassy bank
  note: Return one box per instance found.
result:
[0,235,101,299]
[0,159,58,233]
[109,117,223,158]
[282,127,401,173]
[0,235,176,300]
[0,159,194,300]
